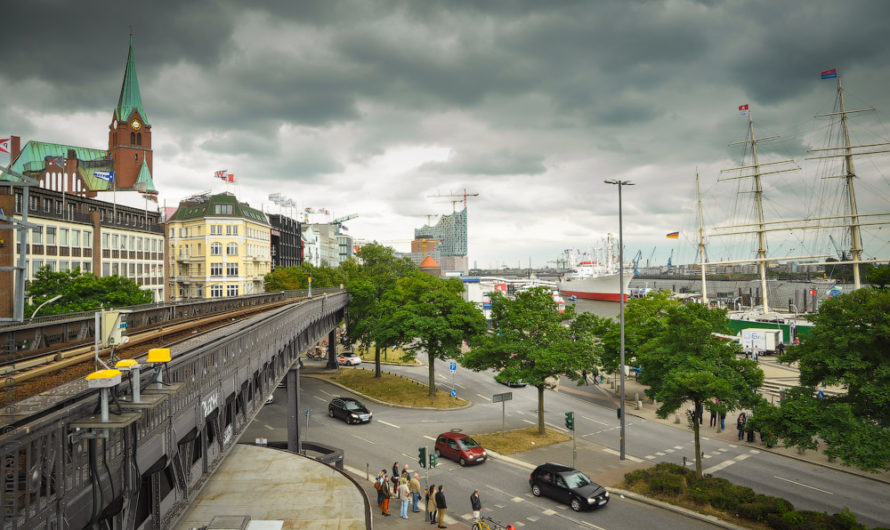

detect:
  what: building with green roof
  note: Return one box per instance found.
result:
[166,193,271,301]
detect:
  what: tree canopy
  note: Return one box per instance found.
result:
[381,272,487,397]
[345,243,416,376]
[25,266,153,317]
[760,288,890,471]
[463,287,600,434]
[596,290,681,372]
[635,301,763,478]
[263,262,351,291]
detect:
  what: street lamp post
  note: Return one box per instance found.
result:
[30,295,62,322]
[605,178,633,461]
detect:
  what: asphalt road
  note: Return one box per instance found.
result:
[241,359,890,528]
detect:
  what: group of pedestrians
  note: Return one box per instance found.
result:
[736,411,756,442]
[372,460,494,528]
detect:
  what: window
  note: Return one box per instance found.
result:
[14,193,22,213]
[211,284,223,297]
[129,235,135,250]
[226,243,238,256]
[102,262,110,276]
[82,261,91,273]
[129,263,135,276]
[227,285,239,297]
[102,233,109,249]
[46,227,56,245]
[137,237,143,251]
[232,226,238,236]
[226,225,232,235]
[211,263,223,276]
[32,260,43,274]
[43,198,51,212]
[170,228,175,238]
[214,204,233,215]
[137,133,141,146]
[112,234,119,250]
[29,195,38,211]
[112,263,119,275]
[60,260,69,272]
[226,263,238,276]
[59,228,69,246]
[130,132,135,144]
[84,230,91,244]
[45,261,55,272]
[210,243,222,256]
[55,201,62,214]
[72,229,80,247]
[32,225,43,245]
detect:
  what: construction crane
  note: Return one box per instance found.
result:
[331,213,358,225]
[427,188,479,211]
[424,213,440,225]
[646,247,656,268]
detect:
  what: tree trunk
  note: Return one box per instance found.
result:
[537,385,545,435]
[374,344,381,378]
[428,352,437,397]
[693,399,703,479]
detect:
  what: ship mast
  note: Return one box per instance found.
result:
[696,170,708,305]
[718,109,798,315]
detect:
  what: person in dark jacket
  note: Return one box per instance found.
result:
[737,413,746,441]
[470,489,482,522]
[435,485,447,528]
[392,461,400,488]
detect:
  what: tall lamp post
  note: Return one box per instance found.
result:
[605,178,633,460]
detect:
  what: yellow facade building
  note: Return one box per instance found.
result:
[166,192,271,300]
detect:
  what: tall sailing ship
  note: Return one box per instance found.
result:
[694,68,890,339]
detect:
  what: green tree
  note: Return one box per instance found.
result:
[345,243,416,377]
[25,266,153,317]
[462,287,599,434]
[382,272,487,397]
[263,262,350,291]
[597,291,681,373]
[765,288,890,471]
[636,303,763,478]
[866,265,890,290]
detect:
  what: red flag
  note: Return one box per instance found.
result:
[227,173,235,183]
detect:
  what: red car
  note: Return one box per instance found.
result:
[434,431,487,466]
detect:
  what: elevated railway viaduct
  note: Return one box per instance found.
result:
[0,292,348,529]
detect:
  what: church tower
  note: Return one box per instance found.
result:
[108,34,152,190]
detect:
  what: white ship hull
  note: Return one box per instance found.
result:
[558,270,634,301]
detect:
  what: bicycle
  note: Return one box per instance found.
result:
[472,516,514,530]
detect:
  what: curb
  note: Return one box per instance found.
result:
[609,488,747,530]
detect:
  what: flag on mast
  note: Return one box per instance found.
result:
[820,68,838,79]
[666,232,679,239]
[738,104,749,116]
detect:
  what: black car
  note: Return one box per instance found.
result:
[328,397,372,424]
[529,463,609,512]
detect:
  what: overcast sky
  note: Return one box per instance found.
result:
[3,0,890,269]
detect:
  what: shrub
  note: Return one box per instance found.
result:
[623,469,649,486]
[737,494,794,522]
[647,473,684,495]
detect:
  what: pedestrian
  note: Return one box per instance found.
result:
[435,485,448,528]
[709,401,717,428]
[746,412,755,442]
[599,373,604,384]
[409,473,422,513]
[581,370,588,385]
[402,463,411,482]
[426,483,437,525]
[381,473,392,516]
[398,478,411,519]
[391,461,400,488]
[737,413,746,441]
[719,410,726,431]
[470,489,482,522]
[375,470,385,508]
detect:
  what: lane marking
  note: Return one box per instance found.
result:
[476,393,489,401]
[664,448,675,453]
[644,455,655,460]
[601,448,643,462]
[351,434,374,444]
[319,389,333,397]
[522,419,535,425]
[582,415,609,426]
[313,396,327,402]
[673,445,684,450]
[423,435,437,441]
[703,451,755,474]
[454,383,465,389]
[773,475,833,495]
[378,420,400,429]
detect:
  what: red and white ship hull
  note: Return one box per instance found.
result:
[558,270,634,302]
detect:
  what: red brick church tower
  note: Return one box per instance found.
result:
[108,34,152,190]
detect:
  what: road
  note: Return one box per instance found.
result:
[241,359,890,528]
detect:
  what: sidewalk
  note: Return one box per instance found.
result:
[565,357,890,485]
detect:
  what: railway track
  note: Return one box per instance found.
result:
[0,298,303,406]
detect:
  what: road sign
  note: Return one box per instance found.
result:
[449,361,457,371]
[94,170,114,182]
[450,388,457,397]
[492,392,512,403]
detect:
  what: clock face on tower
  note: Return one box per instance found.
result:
[131,119,141,130]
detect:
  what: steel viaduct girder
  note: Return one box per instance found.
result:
[0,292,347,530]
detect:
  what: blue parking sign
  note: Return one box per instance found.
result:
[449,361,457,371]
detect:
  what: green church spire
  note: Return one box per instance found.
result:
[115,33,149,125]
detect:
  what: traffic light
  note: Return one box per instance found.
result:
[418,447,426,468]
[564,411,574,431]
[616,406,622,419]
[429,453,438,468]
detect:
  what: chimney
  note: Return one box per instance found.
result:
[10,136,21,160]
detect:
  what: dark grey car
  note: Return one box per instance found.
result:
[529,463,609,511]
[328,397,372,424]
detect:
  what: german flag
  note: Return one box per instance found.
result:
[666,232,679,239]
